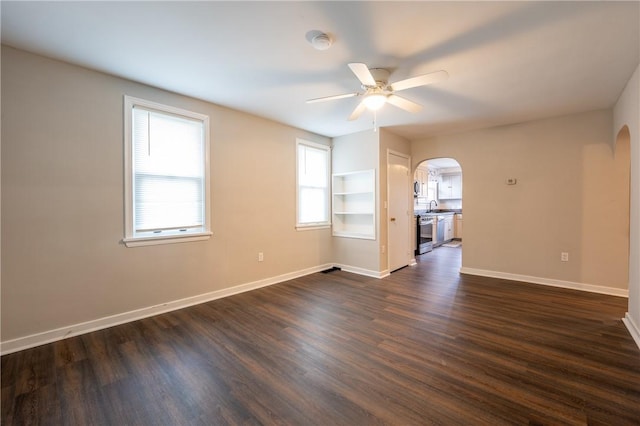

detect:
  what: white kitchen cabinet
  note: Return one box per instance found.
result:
[426,180,437,201]
[455,214,463,239]
[414,166,428,196]
[332,169,375,239]
[439,173,462,199]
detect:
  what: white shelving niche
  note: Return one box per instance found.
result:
[332,169,376,240]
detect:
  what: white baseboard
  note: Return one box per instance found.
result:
[14,263,621,355]
[336,264,389,279]
[459,267,629,297]
[623,313,640,350]
[0,263,334,355]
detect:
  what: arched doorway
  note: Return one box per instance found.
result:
[615,125,631,289]
[413,158,462,261]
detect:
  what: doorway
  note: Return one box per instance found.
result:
[414,157,463,261]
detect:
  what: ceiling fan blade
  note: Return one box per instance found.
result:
[306,92,358,104]
[390,70,449,92]
[348,63,376,86]
[386,94,423,113]
[348,100,367,121]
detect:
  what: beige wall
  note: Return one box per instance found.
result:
[330,129,411,275]
[331,130,381,274]
[3,45,636,349]
[412,110,630,291]
[1,46,333,342]
[614,64,639,339]
[379,129,412,272]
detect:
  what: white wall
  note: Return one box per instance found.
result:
[412,110,630,296]
[614,64,640,347]
[1,46,333,351]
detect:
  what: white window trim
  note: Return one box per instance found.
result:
[295,138,331,230]
[123,95,212,247]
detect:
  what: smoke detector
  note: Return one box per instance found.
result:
[307,31,333,51]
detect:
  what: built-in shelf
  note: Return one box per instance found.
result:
[332,169,375,240]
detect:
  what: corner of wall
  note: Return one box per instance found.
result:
[613,63,640,349]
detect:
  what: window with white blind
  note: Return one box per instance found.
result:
[123,96,211,247]
[296,139,331,229]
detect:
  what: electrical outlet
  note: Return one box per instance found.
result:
[381,245,386,254]
[258,252,264,262]
[561,252,569,262]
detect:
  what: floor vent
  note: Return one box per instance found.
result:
[321,267,341,274]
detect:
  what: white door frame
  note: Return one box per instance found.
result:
[387,149,413,272]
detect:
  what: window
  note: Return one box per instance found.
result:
[123,96,211,247]
[296,139,331,229]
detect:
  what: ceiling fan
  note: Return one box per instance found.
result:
[307,63,448,121]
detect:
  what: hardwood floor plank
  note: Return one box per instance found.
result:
[2,247,640,425]
[3,345,56,399]
[10,384,61,426]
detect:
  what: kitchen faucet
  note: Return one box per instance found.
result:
[428,200,438,212]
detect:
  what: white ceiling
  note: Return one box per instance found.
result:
[426,158,461,170]
[2,1,638,140]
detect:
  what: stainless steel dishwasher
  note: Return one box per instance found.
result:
[435,215,445,246]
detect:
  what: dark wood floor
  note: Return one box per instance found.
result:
[3,246,640,425]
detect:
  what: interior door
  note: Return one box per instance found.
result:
[388,151,411,272]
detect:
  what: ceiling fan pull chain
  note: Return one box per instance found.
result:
[373,110,378,132]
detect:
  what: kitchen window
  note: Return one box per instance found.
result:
[123,96,212,247]
[296,139,331,229]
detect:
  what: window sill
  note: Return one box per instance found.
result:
[296,224,331,231]
[123,231,213,247]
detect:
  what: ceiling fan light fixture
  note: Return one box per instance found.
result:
[306,62,448,121]
[363,93,387,110]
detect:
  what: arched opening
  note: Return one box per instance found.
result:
[413,157,463,264]
[615,125,631,289]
